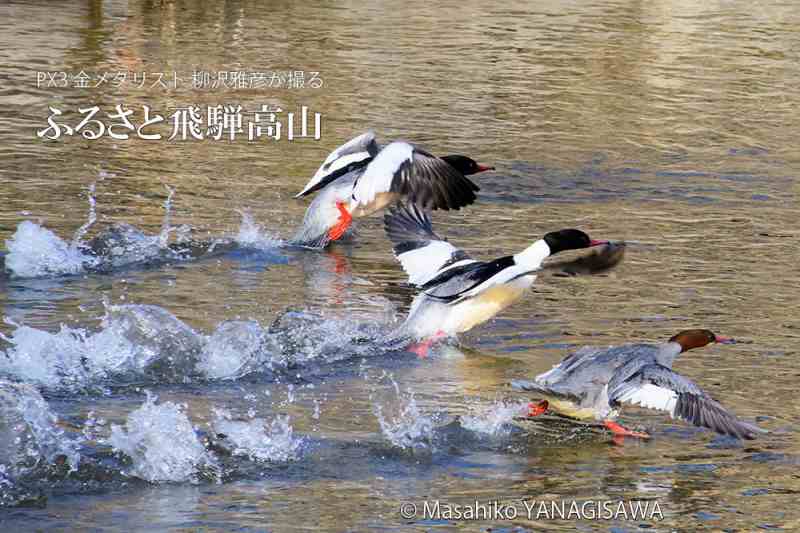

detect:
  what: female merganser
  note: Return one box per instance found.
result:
[512,329,765,440]
[291,131,492,248]
[383,204,610,353]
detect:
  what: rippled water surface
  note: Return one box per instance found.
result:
[1,0,799,531]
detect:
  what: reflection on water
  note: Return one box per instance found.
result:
[1,0,798,530]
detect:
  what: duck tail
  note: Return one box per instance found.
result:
[511,379,555,396]
[511,379,575,401]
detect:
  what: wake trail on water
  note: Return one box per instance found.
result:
[2,182,285,280]
[0,302,396,392]
[0,329,548,509]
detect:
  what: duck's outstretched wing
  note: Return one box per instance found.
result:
[511,379,583,403]
[420,255,521,303]
[542,242,626,276]
[354,142,479,211]
[295,130,380,198]
[535,346,603,385]
[609,364,765,440]
[384,203,474,286]
[384,204,527,303]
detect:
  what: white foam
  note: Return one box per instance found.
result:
[197,320,276,380]
[0,381,81,479]
[4,221,96,278]
[0,323,95,388]
[460,400,528,436]
[235,210,284,250]
[212,408,303,463]
[374,382,434,451]
[0,305,390,390]
[107,394,217,483]
[0,305,203,389]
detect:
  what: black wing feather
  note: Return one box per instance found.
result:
[394,151,480,211]
[610,364,765,440]
[297,157,372,198]
[421,255,515,302]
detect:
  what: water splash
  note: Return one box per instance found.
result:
[235,209,284,250]
[3,184,181,278]
[157,185,175,248]
[269,309,385,366]
[0,305,391,390]
[107,393,218,483]
[4,180,104,278]
[3,189,291,278]
[0,381,81,481]
[196,320,278,380]
[459,399,528,436]
[0,304,203,389]
[85,185,185,270]
[374,378,434,451]
[212,408,303,463]
[71,182,97,247]
[4,220,97,278]
[0,319,97,389]
[86,222,178,270]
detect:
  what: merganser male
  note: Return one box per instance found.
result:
[291,131,492,248]
[383,204,610,352]
[512,329,765,440]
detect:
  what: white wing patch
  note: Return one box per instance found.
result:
[617,383,678,416]
[352,142,414,207]
[396,241,465,286]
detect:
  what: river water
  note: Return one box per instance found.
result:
[0,0,798,531]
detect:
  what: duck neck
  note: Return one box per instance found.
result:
[656,341,683,367]
[513,239,551,270]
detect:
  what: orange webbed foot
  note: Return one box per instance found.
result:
[407,331,447,359]
[526,400,549,417]
[327,202,352,241]
[408,340,433,358]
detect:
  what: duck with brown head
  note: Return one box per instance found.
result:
[670,329,735,351]
[512,328,764,441]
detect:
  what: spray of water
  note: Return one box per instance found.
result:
[0,381,81,480]
[3,186,288,278]
[459,398,529,436]
[235,209,284,250]
[373,376,435,451]
[211,408,303,463]
[157,185,175,248]
[70,182,97,248]
[106,392,219,483]
[0,304,391,390]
